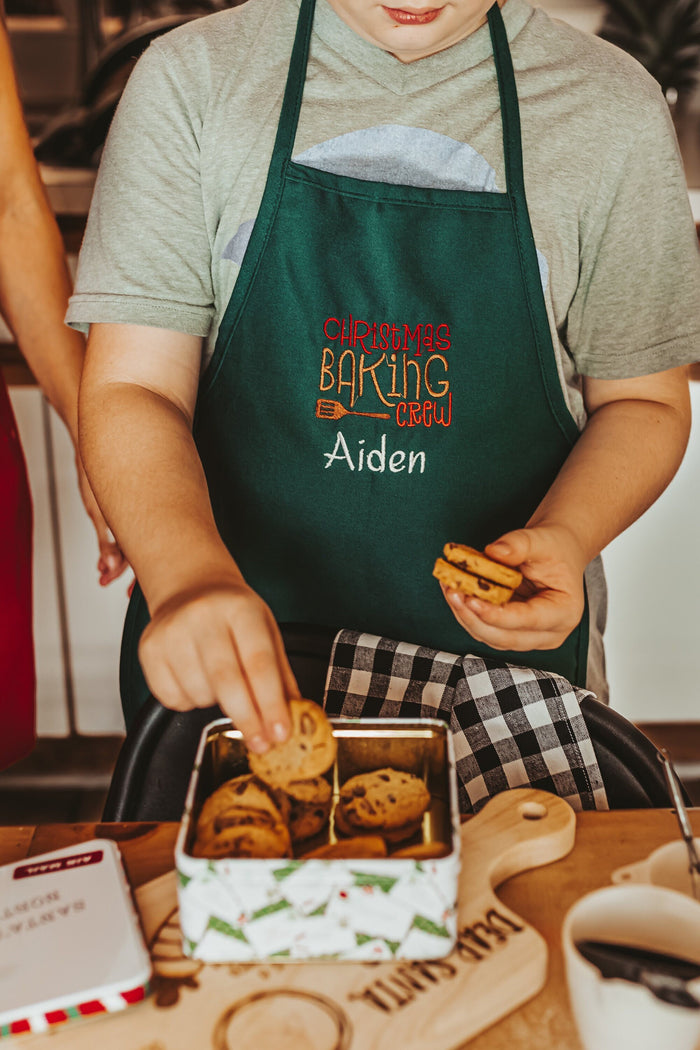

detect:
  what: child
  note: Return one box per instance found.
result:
[69,0,700,751]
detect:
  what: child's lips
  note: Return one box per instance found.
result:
[382,5,443,24]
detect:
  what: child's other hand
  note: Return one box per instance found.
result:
[138,577,299,753]
[440,524,587,652]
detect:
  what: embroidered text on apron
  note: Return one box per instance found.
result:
[121,0,589,724]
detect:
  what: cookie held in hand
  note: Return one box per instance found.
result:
[433,542,522,605]
[248,698,337,788]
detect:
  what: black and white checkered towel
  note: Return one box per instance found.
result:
[323,629,608,815]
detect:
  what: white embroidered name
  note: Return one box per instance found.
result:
[323,432,426,473]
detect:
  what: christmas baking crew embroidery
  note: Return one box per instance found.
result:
[317,313,453,473]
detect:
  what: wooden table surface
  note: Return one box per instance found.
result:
[2,809,698,1050]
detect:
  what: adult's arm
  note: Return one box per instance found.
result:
[79,322,296,749]
[0,18,126,583]
[441,366,691,651]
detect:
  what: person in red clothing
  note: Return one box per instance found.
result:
[0,13,128,769]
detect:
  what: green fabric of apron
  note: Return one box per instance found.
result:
[121,0,589,726]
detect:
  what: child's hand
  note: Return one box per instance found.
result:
[440,524,587,652]
[138,576,298,753]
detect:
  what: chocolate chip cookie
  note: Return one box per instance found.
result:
[248,698,336,787]
[391,841,452,860]
[433,542,522,605]
[334,804,423,845]
[195,773,288,845]
[193,820,291,859]
[283,776,333,843]
[337,767,430,832]
[301,836,388,860]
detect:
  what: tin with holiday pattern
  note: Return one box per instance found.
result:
[175,717,461,962]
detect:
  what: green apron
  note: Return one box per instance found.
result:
[121,0,589,726]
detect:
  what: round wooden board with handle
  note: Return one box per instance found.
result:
[19,789,575,1050]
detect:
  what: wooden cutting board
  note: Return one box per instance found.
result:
[18,788,575,1050]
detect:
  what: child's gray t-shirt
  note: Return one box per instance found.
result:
[67,0,700,700]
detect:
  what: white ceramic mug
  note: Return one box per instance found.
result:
[562,884,700,1050]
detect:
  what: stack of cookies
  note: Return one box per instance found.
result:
[192,773,294,859]
[192,698,335,859]
[305,767,435,860]
[191,698,443,861]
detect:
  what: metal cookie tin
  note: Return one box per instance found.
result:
[175,717,461,963]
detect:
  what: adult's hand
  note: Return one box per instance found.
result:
[75,456,129,586]
[138,574,298,752]
[440,523,586,652]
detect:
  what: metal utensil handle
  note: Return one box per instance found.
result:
[658,747,700,903]
[659,748,694,840]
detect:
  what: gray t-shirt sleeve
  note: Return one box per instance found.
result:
[67,39,214,336]
[565,81,700,379]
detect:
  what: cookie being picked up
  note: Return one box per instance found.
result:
[248,698,337,788]
[433,542,522,605]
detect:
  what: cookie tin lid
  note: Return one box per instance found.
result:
[0,839,151,1037]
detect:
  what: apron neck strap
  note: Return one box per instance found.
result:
[487,2,526,198]
[272,0,526,200]
[269,0,316,175]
